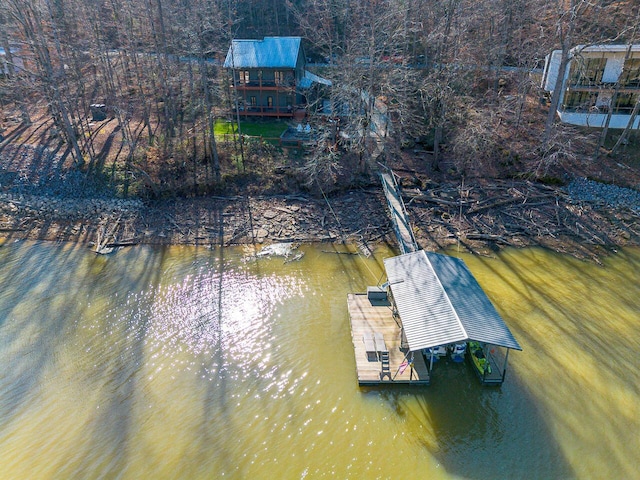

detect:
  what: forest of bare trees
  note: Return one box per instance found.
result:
[0,0,638,197]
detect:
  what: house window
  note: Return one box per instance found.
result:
[620,58,640,87]
[267,96,273,107]
[614,93,639,114]
[569,57,606,86]
[562,90,597,112]
[275,71,284,85]
[250,96,257,107]
[239,70,250,84]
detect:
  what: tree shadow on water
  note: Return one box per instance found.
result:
[0,242,88,425]
[42,245,170,477]
[380,361,575,479]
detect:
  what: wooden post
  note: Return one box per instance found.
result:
[482,344,488,382]
[409,352,415,381]
[502,348,511,382]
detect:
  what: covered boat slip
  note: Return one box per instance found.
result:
[347,293,430,385]
[467,342,512,385]
[384,250,522,385]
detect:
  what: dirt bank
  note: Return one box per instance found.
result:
[1,142,639,262]
[1,178,639,263]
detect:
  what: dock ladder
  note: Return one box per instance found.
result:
[380,351,391,380]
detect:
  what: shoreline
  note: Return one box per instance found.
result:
[1,180,639,262]
[1,129,639,262]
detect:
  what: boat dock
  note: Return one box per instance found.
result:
[347,293,430,385]
[344,168,521,387]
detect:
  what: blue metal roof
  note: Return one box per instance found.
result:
[383,251,522,352]
[224,37,302,69]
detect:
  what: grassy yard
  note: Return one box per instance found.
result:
[214,119,289,139]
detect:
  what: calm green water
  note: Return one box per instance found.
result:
[0,240,638,479]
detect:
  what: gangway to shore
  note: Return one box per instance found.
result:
[380,169,418,254]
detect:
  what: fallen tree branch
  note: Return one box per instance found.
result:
[468,195,553,214]
[464,233,513,244]
[104,240,139,248]
[405,192,473,207]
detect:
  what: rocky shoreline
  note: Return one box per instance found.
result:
[1,176,639,262]
[567,177,640,214]
[0,189,390,249]
[1,144,639,259]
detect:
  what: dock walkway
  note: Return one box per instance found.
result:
[347,293,430,385]
[380,171,418,254]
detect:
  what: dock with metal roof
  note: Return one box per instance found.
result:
[383,250,522,385]
[345,168,521,386]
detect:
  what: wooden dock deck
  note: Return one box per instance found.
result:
[347,293,430,386]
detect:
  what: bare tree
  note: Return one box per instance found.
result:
[595,8,640,159]
[0,8,31,124]
[5,0,85,165]
[611,98,640,155]
[542,0,594,148]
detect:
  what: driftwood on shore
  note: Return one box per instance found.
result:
[401,179,639,261]
[0,175,638,263]
[94,215,122,254]
[104,240,139,248]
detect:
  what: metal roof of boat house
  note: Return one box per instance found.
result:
[383,250,522,352]
[224,37,303,69]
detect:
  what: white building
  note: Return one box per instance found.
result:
[0,46,24,76]
[542,45,640,129]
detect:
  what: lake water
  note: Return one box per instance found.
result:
[0,240,638,479]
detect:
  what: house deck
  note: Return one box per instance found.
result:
[347,293,430,386]
[236,108,295,118]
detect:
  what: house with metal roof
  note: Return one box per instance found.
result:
[224,37,308,118]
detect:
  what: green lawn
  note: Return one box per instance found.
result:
[214,120,288,139]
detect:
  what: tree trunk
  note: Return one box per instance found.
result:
[542,0,584,149]
[611,98,640,154]
[542,49,569,147]
[433,125,442,168]
[0,10,31,124]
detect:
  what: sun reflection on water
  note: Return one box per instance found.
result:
[105,261,307,387]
